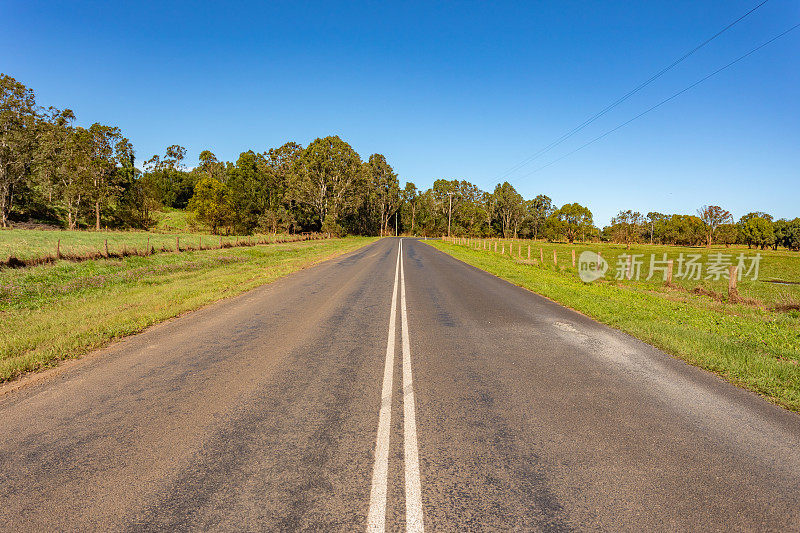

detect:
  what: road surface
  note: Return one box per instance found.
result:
[1,237,798,531]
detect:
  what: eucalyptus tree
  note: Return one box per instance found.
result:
[455,181,488,236]
[490,181,524,238]
[552,202,593,243]
[401,182,419,235]
[610,209,644,248]
[143,145,192,208]
[0,74,37,227]
[87,123,126,230]
[290,136,364,234]
[525,194,553,240]
[367,153,400,235]
[645,211,667,244]
[198,150,226,183]
[431,179,460,236]
[698,205,733,247]
[34,107,75,206]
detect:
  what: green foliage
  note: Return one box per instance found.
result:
[2,74,798,247]
[739,216,775,249]
[289,136,365,229]
[489,182,524,238]
[187,177,231,234]
[774,218,800,251]
[549,202,593,243]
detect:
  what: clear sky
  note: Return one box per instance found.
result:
[3,1,798,226]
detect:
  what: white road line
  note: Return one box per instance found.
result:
[400,239,425,532]
[366,242,401,533]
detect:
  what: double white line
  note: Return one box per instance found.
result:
[367,239,424,533]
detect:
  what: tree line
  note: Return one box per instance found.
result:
[608,207,800,250]
[2,73,798,249]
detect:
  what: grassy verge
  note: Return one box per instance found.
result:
[429,240,800,412]
[0,237,375,382]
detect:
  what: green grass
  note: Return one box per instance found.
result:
[430,240,800,412]
[452,238,800,308]
[0,237,375,382]
[151,208,198,233]
[0,228,301,262]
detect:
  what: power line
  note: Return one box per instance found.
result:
[514,21,800,179]
[491,0,772,182]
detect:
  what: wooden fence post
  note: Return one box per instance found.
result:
[528,244,531,260]
[146,237,150,256]
[539,248,543,263]
[104,239,109,258]
[553,249,557,265]
[56,239,61,260]
[728,265,739,300]
[501,243,505,254]
[666,260,673,284]
[571,249,576,267]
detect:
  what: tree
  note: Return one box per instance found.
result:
[87,123,125,230]
[290,136,364,235]
[646,212,666,244]
[431,179,460,236]
[737,212,773,248]
[188,177,231,234]
[368,154,400,235]
[226,150,268,233]
[0,74,37,227]
[774,218,800,251]
[661,214,705,246]
[33,106,74,210]
[490,181,524,238]
[738,216,774,249]
[715,223,738,247]
[553,203,593,243]
[525,194,553,240]
[610,210,644,248]
[198,150,225,182]
[401,182,420,235]
[698,205,732,247]
[143,145,194,208]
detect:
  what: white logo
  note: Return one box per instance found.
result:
[578,251,608,283]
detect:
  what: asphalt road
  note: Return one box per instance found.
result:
[1,237,799,532]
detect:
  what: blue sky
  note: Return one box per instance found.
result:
[3,1,798,225]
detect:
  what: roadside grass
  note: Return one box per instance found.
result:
[453,238,800,308]
[0,228,301,263]
[0,237,375,382]
[429,240,800,412]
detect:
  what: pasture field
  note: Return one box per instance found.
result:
[449,238,800,308]
[0,236,375,382]
[0,228,304,263]
[431,239,800,411]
